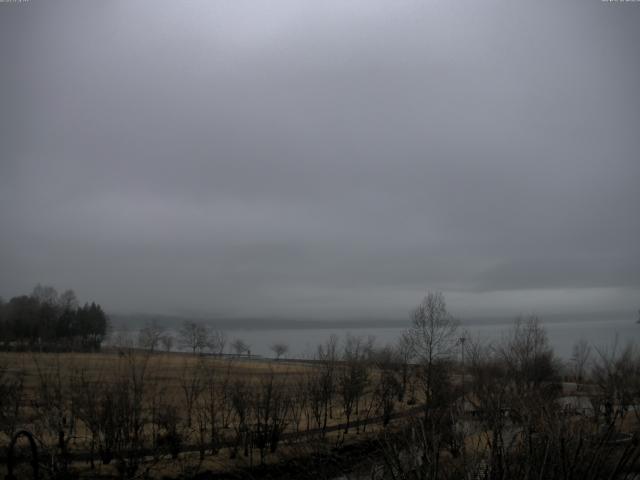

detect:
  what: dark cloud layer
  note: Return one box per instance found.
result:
[1,0,639,319]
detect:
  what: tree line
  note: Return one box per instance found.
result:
[120,318,283,359]
[0,285,109,351]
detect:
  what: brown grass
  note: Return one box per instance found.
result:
[0,350,313,401]
[0,350,415,479]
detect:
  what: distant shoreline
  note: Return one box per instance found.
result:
[110,311,631,331]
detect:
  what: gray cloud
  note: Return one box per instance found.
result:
[1,0,639,319]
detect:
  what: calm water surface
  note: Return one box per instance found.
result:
[222,318,639,359]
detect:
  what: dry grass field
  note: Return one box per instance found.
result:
[0,349,417,479]
[4,325,638,480]
[0,350,313,398]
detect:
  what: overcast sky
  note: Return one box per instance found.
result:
[1,0,639,321]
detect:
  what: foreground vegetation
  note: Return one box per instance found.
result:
[1,292,639,479]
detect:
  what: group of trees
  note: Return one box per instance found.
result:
[133,320,256,358]
[378,292,640,480]
[134,320,228,355]
[135,321,291,359]
[0,285,109,351]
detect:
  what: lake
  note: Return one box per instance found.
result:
[219,317,639,360]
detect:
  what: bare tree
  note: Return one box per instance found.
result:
[0,362,25,440]
[496,317,561,467]
[270,342,289,360]
[119,350,153,477]
[591,339,637,426]
[110,328,134,353]
[395,331,414,402]
[207,329,227,355]
[229,378,251,459]
[180,359,205,428]
[31,355,78,475]
[251,369,290,464]
[467,338,513,477]
[231,338,250,357]
[137,320,165,352]
[72,366,103,469]
[303,336,340,438]
[497,315,559,396]
[571,338,592,383]
[197,358,227,455]
[31,283,59,305]
[338,334,370,433]
[289,373,308,433]
[154,401,183,460]
[178,320,209,355]
[407,291,458,408]
[160,333,174,353]
[371,346,401,427]
[58,289,79,311]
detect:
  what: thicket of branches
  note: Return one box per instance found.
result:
[377,295,640,480]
